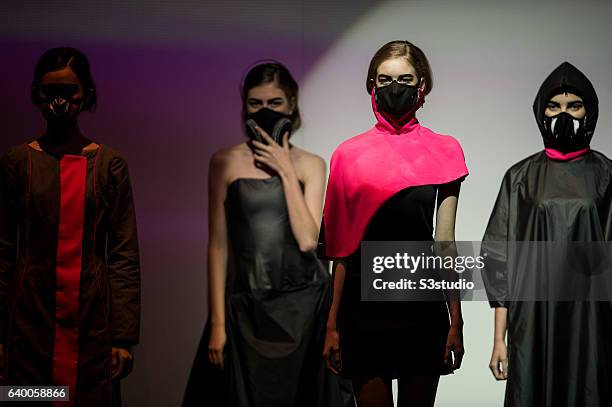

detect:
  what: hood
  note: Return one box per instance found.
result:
[533,61,598,146]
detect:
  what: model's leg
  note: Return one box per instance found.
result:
[396,374,440,407]
[352,375,394,407]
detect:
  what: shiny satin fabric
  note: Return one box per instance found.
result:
[482,150,612,406]
[322,89,468,259]
[183,177,354,407]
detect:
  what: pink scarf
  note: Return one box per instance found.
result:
[322,90,469,258]
[544,147,590,161]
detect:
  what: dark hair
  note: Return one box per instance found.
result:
[31,47,97,111]
[366,40,433,96]
[240,61,301,131]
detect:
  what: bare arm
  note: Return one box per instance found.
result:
[326,260,346,330]
[435,181,465,371]
[282,152,325,252]
[253,132,325,252]
[322,259,346,374]
[207,151,230,368]
[494,307,507,343]
[435,181,463,328]
[208,151,229,327]
[490,307,508,380]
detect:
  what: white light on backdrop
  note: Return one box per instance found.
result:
[295,1,612,405]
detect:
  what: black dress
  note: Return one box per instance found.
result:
[183,176,354,407]
[0,143,141,407]
[322,185,450,378]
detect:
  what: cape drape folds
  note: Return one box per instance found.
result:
[322,90,468,258]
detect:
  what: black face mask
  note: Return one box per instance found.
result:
[533,62,598,152]
[245,108,293,144]
[38,84,83,123]
[543,112,587,153]
[375,81,420,118]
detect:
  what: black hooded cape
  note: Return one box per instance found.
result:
[482,62,612,407]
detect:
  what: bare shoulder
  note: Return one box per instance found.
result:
[290,146,326,181]
[208,144,240,185]
[211,143,250,168]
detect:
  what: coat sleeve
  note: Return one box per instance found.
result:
[0,152,18,338]
[481,171,512,308]
[107,155,141,347]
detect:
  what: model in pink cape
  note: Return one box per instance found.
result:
[320,40,468,407]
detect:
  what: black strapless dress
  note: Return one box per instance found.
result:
[183,176,354,407]
[322,185,451,378]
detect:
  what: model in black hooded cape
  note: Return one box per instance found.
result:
[482,62,612,406]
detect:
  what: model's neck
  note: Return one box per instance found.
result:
[42,121,86,145]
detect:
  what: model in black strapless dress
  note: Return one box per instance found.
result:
[183,176,354,407]
[322,185,451,378]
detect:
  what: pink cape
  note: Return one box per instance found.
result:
[322,90,469,258]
